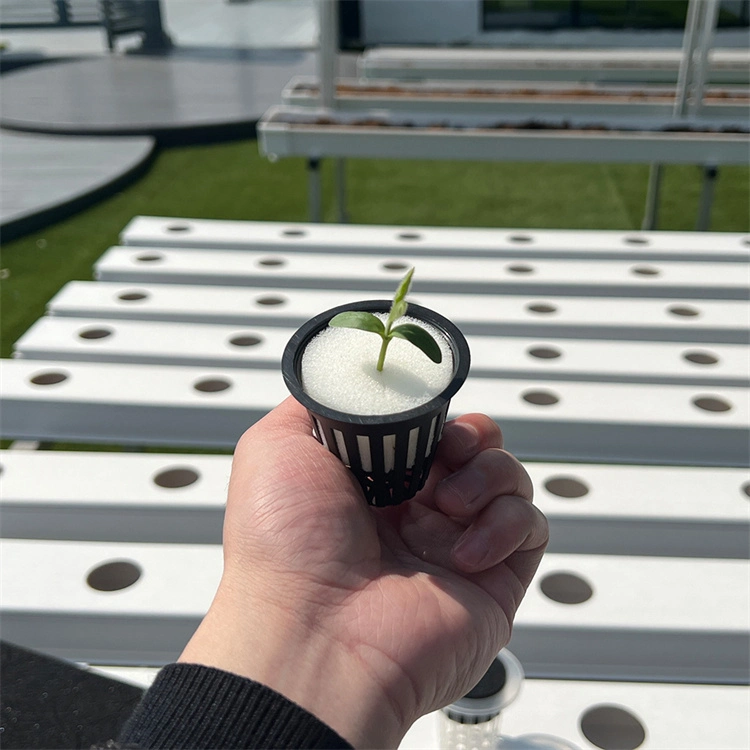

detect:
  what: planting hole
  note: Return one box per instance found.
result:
[541,572,593,604]
[117,291,148,302]
[527,302,557,314]
[528,346,562,360]
[580,705,646,750]
[741,481,750,498]
[87,560,141,592]
[545,476,589,498]
[194,378,232,393]
[257,257,286,267]
[29,371,67,386]
[522,389,559,406]
[508,234,533,243]
[382,261,409,271]
[623,235,650,246]
[229,334,262,347]
[166,224,191,233]
[153,467,199,488]
[255,295,286,306]
[78,328,113,340]
[683,351,718,365]
[742,237,750,246]
[135,254,163,263]
[507,263,534,274]
[668,305,700,317]
[631,265,660,276]
[282,229,306,237]
[397,232,422,241]
[692,396,732,412]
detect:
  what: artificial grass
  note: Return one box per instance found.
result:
[1,137,748,359]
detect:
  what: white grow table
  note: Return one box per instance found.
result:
[1,219,748,750]
[257,105,749,226]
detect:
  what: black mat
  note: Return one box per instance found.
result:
[0,641,145,749]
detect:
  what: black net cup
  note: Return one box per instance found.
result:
[282,300,471,507]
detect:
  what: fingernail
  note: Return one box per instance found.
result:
[440,467,484,509]
[453,528,490,569]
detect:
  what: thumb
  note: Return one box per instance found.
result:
[248,395,315,441]
[232,396,361,503]
[234,395,318,464]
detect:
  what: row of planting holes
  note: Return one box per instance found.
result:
[382,259,678,279]
[162,222,750,249]
[10,459,747,594]
[73,325,727,370]
[155,466,750,504]
[25,369,737,412]
[5,459,746,501]
[73,553,713,747]
[11,451,742,750]
[80,563,645,750]
[113,289,716,322]
[23,461,742,570]
[132,253,717,281]
[78,326,262,349]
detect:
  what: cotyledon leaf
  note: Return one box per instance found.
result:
[329,311,386,335]
[390,323,443,364]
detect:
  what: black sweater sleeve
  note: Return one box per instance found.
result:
[117,663,353,749]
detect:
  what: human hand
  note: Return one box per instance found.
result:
[179,396,548,748]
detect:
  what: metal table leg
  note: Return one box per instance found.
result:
[696,165,718,231]
[642,164,664,230]
[335,158,349,223]
[308,157,322,222]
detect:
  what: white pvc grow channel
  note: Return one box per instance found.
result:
[119,216,750,263]
[2,358,747,465]
[13,317,749,388]
[357,47,750,86]
[47,281,750,344]
[259,105,749,165]
[2,539,747,682]
[2,450,747,560]
[93,245,750,300]
[282,76,750,128]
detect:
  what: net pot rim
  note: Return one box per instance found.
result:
[282,300,471,427]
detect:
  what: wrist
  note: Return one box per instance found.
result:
[179,577,410,749]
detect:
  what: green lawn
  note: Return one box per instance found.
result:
[1,137,748,358]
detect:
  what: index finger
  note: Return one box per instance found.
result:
[416,413,504,502]
[437,414,504,470]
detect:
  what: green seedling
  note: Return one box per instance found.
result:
[329,267,443,372]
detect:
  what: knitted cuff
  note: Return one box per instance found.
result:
[118,663,353,749]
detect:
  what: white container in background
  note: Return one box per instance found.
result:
[439,649,524,750]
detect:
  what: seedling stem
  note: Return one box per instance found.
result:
[328,267,442,372]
